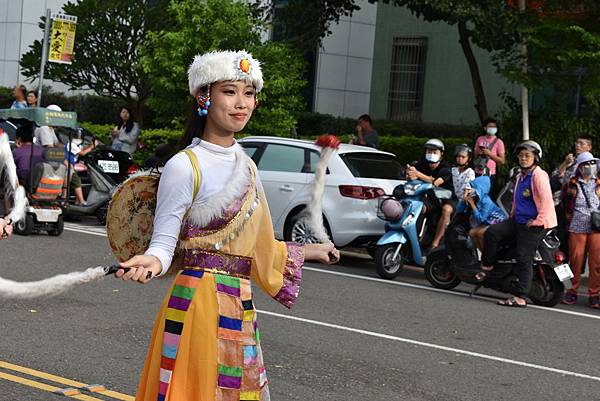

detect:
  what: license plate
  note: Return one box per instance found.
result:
[98,160,119,173]
[554,263,574,281]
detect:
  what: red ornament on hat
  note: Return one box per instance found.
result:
[239,59,251,74]
[315,134,341,150]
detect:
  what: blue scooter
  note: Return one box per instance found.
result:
[374,180,453,279]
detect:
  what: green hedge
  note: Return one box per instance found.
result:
[79,121,470,166]
[378,136,471,165]
[80,122,183,166]
[295,111,476,139]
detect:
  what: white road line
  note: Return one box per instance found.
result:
[257,309,600,383]
[64,223,106,234]
[63,226,107,237]
[303,266,600,320]
[63,225,600,321]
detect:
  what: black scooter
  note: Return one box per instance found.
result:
[424,170,570,307]
[424,216,567,307]
[60,129,138,224]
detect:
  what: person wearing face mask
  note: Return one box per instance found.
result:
[479,141,556,307]
[473,117,506,190]
[64,128,97,206]
[406,138,454,249]
[560,152,600,309]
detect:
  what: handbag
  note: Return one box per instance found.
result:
[577,181,600,232]
[473,137,498,176]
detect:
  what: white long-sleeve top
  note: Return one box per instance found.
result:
[145,139,242,276]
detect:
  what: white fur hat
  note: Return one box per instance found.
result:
[188,50,264,96]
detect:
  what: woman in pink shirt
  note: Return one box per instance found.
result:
[478,141,557,307]
[473,118,506,190]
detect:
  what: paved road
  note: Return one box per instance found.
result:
[0,221,599,401]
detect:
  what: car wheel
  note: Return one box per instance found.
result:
[284,212,331,244]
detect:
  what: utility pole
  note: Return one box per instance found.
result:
[519,0,529,140]
[37,8,51,107]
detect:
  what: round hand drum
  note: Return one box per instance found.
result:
[106,174,159,262]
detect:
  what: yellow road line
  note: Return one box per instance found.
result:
[0,371,103,401]
[0,360,135,401]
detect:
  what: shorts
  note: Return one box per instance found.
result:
[423,191,456,214]
[70,171,82,189]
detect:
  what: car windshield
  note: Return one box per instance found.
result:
[340,152,405,179]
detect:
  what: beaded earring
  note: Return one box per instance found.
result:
[196,87,211,116]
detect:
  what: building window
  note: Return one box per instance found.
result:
[387,37,428,121]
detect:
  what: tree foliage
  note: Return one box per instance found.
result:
[275,0,360,53]
[19,0,168,122]
[141,0,306,135]
[499,1,600,113]
[280,0,523,124]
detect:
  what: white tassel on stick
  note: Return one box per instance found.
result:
[0,130,27,222]
[300,135,341,243]
[0,267,107,299]
[7,186,27,223]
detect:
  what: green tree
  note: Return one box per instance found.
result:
[141,0,306,135]
[279,0,523,124]
[20,0,169,124]
[499,1,600,114]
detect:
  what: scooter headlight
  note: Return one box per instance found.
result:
[404,183,420,196]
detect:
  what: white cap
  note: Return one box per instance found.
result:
[188,50,264,96]
[47,104,62,111]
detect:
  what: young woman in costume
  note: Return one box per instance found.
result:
[116,50,339,401]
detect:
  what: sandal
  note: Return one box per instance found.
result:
[497,297,527,308]
[474,265,494,282]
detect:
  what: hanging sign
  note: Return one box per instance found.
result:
[48,13,77,64]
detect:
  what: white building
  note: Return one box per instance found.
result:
[0,0,69,89]
[1,0,377,117]
[0,0,512,124]
[312,1,378,120]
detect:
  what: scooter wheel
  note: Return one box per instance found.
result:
[424,251,461,290]
[529,266,564,307]
[374,243,404,279]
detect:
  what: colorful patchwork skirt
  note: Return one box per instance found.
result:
[135,268,269,401]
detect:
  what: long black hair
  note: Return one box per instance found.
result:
[117,106,135,133]
[178,101,207,151]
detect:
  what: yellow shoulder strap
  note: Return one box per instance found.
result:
[181,148,201,200]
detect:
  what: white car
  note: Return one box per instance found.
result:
[239,136,406,248]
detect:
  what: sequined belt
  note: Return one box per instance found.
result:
[181,249,252,279]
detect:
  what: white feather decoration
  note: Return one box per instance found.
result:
[0,130,28,222]
[299,136,341,243]
[6,185,27,223]
[0,267,107,299]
